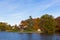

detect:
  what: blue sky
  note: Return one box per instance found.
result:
[0,0,60,25]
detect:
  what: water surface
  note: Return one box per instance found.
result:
[0,32,60,40]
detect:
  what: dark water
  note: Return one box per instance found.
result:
[0,32,60,40]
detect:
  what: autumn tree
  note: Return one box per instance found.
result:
[55,17,60,32]
[39,14,56,34]
[55,17,60,28]
[33,18,40,30]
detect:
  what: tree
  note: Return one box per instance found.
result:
[55,17,60,33]
[39,14,56,34]
[55,17,60,28]
[33,18,40,30]
[0,22,12,31]
[0,22,7,31]
[27,16,34,31]
[12,24,20,32]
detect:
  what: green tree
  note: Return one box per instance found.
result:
[0,22,12,31]
[12,24,20,32]
[39,14,56,34]
[27,16,34,31]
[6,24,12,31]
[0,22,7,31]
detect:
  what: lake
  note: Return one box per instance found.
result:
[0,32,60,40]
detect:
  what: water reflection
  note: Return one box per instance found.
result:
[19,33,32,40]
[0,32,60,40]
[19,33,56,40]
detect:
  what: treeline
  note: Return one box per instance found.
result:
[0,22,20,32]
[20,14,60,33]
[0,14,60,33]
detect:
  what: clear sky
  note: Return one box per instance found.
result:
[0,0,60,25]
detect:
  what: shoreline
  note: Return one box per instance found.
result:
[0,31,60,34]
